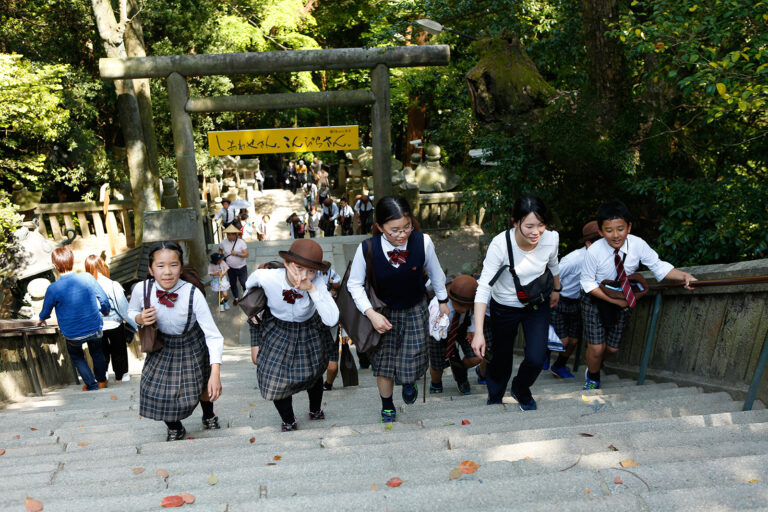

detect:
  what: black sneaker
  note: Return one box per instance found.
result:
[202,415,220,430]
[308,409,325,420]
[429,382,443,394]
[323,381,333,391]
[401,382,418,404]
[281,418,298,432]
[457,380,471,395]
[166,426,186,441]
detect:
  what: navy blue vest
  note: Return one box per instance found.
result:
[370,231,426,309]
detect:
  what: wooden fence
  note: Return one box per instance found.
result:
[34,200,135,246]
[413,191,484,230]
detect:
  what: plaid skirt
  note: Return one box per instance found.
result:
[428,333,477,371]
[580,293,630,349]
[140,323,210,421]
[372,299,429,384]
[249,317,262,347]
[551,296,582,339]
[257,310,335,400]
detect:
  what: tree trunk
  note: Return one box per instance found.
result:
[92,0,160,245]
[125,0,161,185]
[581,0,626,124]
[404,99,426,164]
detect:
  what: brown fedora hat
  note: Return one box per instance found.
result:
[448,274,478,305]
[278,239,330,271]
[580,220,601,243]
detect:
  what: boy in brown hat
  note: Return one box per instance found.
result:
[244,239,339,431]
[545,221,602,378]
[427,275,483,395]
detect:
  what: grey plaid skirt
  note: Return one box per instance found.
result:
[372,299,429,384]
[551,296,582,339]
[580,293,630,349]
[257,310,335,400]
[428,331,477,371]
[139,322,210,421]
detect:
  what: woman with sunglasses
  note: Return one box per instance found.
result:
[347,195,449,423]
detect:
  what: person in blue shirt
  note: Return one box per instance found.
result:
[38,247,111,391]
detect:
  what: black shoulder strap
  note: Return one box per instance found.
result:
[182,283,195,333]
[364,239,378,293]
[489,229,515,286]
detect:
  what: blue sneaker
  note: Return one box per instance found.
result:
[380,409,396,423]
[551,365,575,379]
[475,366,486,385]
[402,383,418,404]
[583,369,600,390]
[510,389,537,411]
[429,382,443,394]
[457,380,471,395]
[542,358,550,371]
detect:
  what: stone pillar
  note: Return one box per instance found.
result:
[166,72,207,275]
[371,64,392,203]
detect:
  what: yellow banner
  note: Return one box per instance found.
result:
[208,125,359,156]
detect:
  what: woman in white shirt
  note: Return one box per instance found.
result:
[245,239,339,432]
[129,242,223,441]
[471,194,561,411]
[85,255,138,382]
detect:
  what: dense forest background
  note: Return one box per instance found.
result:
[1,0,766,266]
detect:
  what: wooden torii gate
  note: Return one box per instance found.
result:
[99,45,450,273]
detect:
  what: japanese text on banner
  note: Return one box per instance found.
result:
[208,126,359,156]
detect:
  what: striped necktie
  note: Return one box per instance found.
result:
[614,248,637,308]
[445,313,461,360]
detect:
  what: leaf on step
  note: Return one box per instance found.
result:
[584,489,591,494]
[182,493,195,504]
[579,433,594,437]
[748,479,760,483]
[130,387,135,391]
[110,395,117,400]
[25,497,44,512]
[386,477,403,487]
[77,425,85,428]
[449,467,463,480]
[12,435,20,440]
[157,469,169,478]
[186,436,195,440]
[273,455,281,460]
[266,462,277,466]
[608,444,619,451]
[208,473,218,485]
[242,410,249,412]
[161,495,184,508]
[620,459,639,467]
[444,422,455,426]
[460,460,479,474]
[370,484,378,490]
[461,419,471,425]
[581,395,590,402]
[0,449,5,456]
[77,442,88,447]
[249,403,255,407]
[30,428,37,431]
[132,467,144,474]
[385,423,392,431]
[249,437,255,444]
[614,476,623,484]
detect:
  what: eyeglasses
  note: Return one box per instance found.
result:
[384,225,413,237]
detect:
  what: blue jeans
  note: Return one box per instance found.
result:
[486,299,551,403]
[67,333,107,390]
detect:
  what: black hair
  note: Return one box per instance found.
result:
[511,194,552,226]
[209,252,223,265]
[596,200,632,227]
[375,195,412,225]
[147,241,206,296]
[240,213,248,220]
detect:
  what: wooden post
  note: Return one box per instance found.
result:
[167,72,207,275]
[76,211,91,238]
[371,64,392,202]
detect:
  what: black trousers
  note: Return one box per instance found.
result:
[340,217,354,235]
[486,299,551,403]
[227,265,249,299]
[102,325,129,380]
[322,216,335,237]
[359,210,373,234]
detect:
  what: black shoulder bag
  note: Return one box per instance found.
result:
[488,229,554,309]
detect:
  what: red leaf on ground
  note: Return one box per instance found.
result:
[30,428,38,431]
[161,495,184,508]
[614,476,623,484]
[459,461,479,474]
[266,462,277,466]
[25,497,44,511]
[12,435,20,440]
[77,425,85,428]
[157,469,169,478]
[77,442,88,447]
[386,477,403,487]
[130,387,135,391]
[585,489,591,494]
[186,436,195,440]
[273,455,281,460]
[249,437,255,444]
[182,493,195,504]
[110,395,117,400]
[461,419,471,425]
[132,468,145,474]
[0,449,5,456]
[370,484,378,490]
[579,433,594,437]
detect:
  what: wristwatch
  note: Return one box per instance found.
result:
[552,287,562,292]
[437,298,449,304]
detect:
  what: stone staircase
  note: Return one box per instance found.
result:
[1,345,767,511]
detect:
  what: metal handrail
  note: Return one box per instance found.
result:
[635,275,768,411]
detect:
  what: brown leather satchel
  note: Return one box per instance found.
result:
[238,261,285,321]
[599,273,649,301]
[139,278,163,353]
[336,239,385,353]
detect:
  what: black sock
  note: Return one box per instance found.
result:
[588,370,601,382]
[200,400,215,419]
[552,355,569,369]
[164,420,183,431]
[380,394,395,411]
[307,378,324,412]
[273,397,295,424]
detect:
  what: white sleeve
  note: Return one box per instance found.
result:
[639,238,675,281]
[475,235,505,304]
[548,231,561,276]
[192,288,224,365]
[244,269,264,291]
[127,281,145,322]
[423,234,447,301]
[114,282,138,330]
[308,282,340,326]
[347,243,373,314]
[580,247,600,294]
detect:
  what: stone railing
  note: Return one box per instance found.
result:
[413,191,485,230]
[34,200,135,246]
[609,259,768,405]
